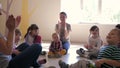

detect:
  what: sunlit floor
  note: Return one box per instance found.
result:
[37,43,86,68]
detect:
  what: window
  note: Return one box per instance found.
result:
[61,0,120,24]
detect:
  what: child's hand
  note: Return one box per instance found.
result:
[84,44,93,50]
[6,15,15,31]
[89,45,93,49]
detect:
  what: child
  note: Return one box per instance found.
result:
[115,24,120,48]
[14,24,46,68]
[59,28,120,68]
[24,24,41,45]
[24,24,46,55]
[76,25,103,59]
[48,33,66,58]
[13,29,22,48]
[0,15,42,68]
[96,28,120,68]
[12,29,22,58]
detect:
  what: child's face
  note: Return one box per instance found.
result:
[31,29,39,36]
[106,29,120,45]
[52,34,59,41]
[15,34,21,44]
[90,28,99,36]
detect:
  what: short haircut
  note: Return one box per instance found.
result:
[116,24,120,29]
[60,12,67,17]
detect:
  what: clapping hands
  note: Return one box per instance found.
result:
[15,16,21,27]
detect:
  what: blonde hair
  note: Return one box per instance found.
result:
[52,33,60,39]
[52,33,58,37]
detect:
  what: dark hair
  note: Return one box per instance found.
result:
[89,25,99,37]
[24,24,39,38]
[15,29,21,36]
[90,25,99,31]
[116,24,120,29]
[60,12,67,17]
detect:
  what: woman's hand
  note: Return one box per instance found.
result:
[6,15,15,31]
[15,16,21,27]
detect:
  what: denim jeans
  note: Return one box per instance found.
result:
[62,41,70,53]
[8,43,42,68]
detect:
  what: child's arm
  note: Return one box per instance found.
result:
[95,58,120,68]
[56,41,63,51]
[49,41,55,52]
[34,35,41,43]
[95,39,103,50]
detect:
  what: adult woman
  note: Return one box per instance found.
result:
[55,12,71,54]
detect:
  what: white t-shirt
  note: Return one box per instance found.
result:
[25,34,34,46]
[88,36,102,50]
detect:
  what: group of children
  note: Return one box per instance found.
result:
[0,11,120,68]
[58,24,120,68]
[48,18,120,68]
[12,24,46,68]
[0,15,44,68]
[48,12,72,58]
[10,11,71,68]
[0,11,71,68]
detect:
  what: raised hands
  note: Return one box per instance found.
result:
[6,15,15,31]
[15,16,21,27]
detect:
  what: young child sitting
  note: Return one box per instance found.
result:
[13,24,46,68]
[48,33,66,58]
[59,28,120,68]
[76,25,103,59]
[24,24,42,45]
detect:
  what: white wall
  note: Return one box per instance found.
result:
[30,0,116,44]
[29,0,61,42]
[70,24,115,44]
[0,0,116,44]
[31,0,115,44]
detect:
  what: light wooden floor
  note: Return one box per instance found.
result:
[37,43,86,68]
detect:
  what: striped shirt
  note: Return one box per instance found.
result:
[98,45,120,61]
